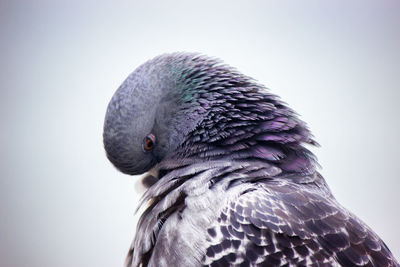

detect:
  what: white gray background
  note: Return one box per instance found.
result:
[1,1,399,266]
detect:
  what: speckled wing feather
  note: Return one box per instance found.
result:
[202,178,398,266]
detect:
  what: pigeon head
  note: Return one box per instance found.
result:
[104,52,316,176]
[103,53,208,175]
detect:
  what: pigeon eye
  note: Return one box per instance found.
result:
[143,133,156,151]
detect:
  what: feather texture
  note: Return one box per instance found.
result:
[103,53,399,267]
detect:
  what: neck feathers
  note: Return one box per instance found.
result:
[174,57,318,176]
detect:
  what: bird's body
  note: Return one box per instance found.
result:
[103,53,399,266]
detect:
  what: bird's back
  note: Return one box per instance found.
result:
[127,160,399,267]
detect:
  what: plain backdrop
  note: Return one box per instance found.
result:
[1,1,399,266]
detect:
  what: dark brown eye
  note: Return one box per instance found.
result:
[143,133,156,151]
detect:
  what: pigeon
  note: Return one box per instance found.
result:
[103,52,399,267]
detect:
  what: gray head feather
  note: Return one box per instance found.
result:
[103,53,202,174]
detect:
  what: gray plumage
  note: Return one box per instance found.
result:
[103,52,399,267]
